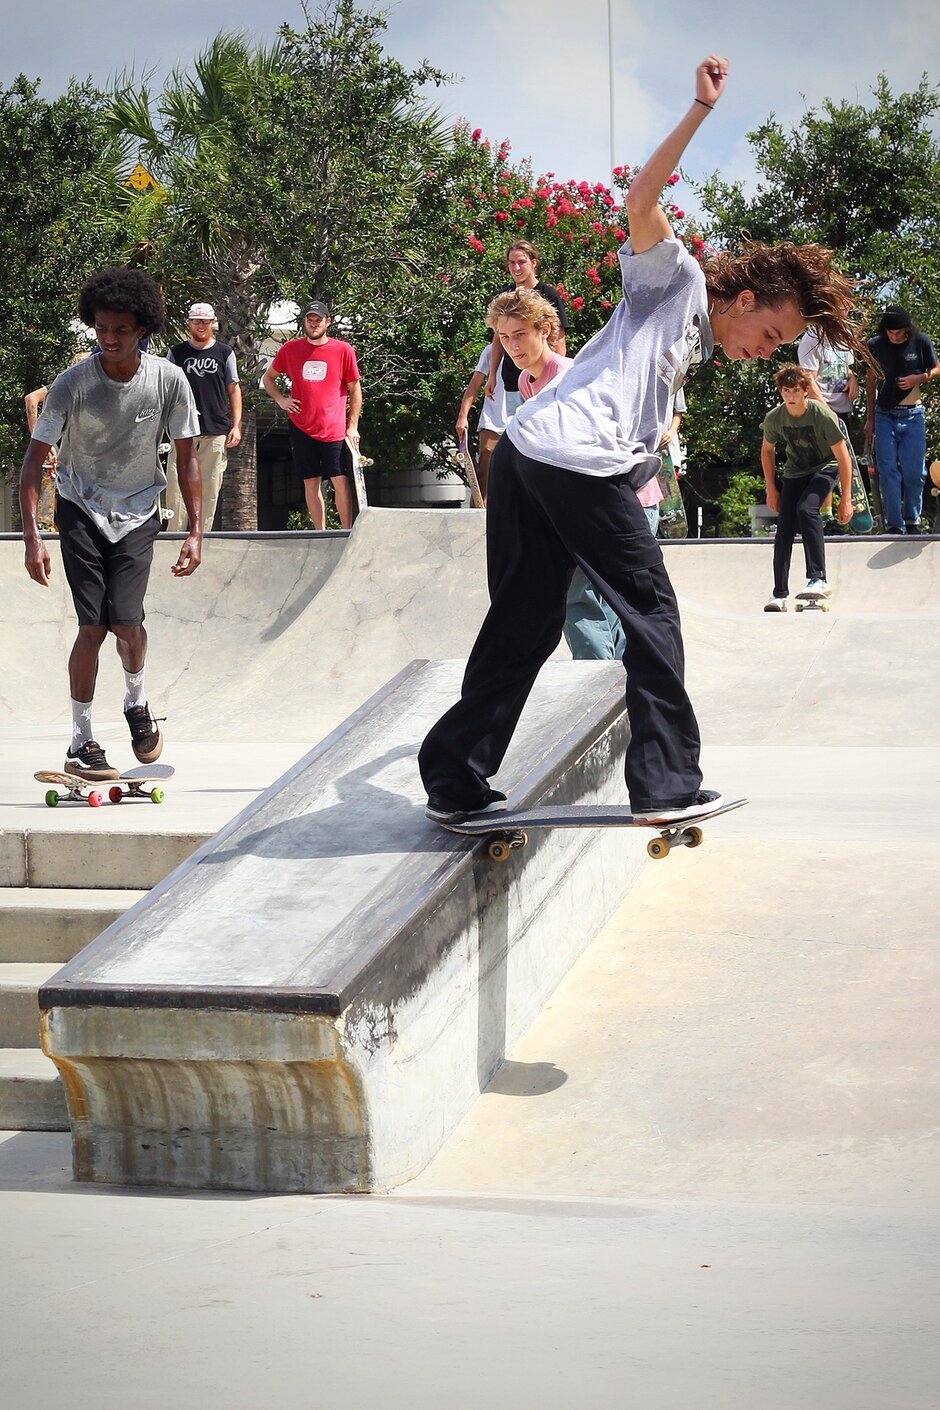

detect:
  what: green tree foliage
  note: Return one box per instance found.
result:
[0,76,131,475]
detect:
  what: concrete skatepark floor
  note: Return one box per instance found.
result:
[1,517,937,1408]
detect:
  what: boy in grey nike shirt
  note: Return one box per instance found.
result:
[20,268,202,780]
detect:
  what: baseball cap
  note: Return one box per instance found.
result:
[302,300,331,319]
[188,302,217,320]
[882,305,912,331]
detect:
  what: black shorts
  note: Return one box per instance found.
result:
[288,424,348,480]
[56,495,161,628]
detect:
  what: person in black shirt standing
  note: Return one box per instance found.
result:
[484,241,568,416]
[166,302,242,531]
[865,306,939,534]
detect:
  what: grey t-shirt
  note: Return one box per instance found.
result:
[507,236,712,488]
[33,353,199,542]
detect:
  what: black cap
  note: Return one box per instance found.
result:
[302,300,331,319]
[882,305,912,331]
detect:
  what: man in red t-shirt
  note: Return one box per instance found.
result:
[262,301,362,528]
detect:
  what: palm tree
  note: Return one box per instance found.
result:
[106,33,285,528]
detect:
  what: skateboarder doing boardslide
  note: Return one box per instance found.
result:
[19,268,202,783]
[420,52,865,827]
[762,364,853,612]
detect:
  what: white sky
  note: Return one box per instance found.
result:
[3,0,938,200]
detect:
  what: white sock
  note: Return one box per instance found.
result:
[123,668,146,711]
[70,698,94,751]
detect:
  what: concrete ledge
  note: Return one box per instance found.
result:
[41,659,646,1193]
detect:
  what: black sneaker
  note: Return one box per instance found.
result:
[905,522,923,535]
[124,703,163,763]
[426,788,508,824]
[633,789,724,823]
[64,740,120,781]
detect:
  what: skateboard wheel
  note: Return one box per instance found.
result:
[647,837,670,860]
[109,786,124,804]
[795,602,803,612]
[44,790,59,808]
[151,788,166,805]
[88,790,104,808]
[488,839,511,862]
[511,830,528,850]
[684,826,704,849]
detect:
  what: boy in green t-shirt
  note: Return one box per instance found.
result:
[761,364,853,611]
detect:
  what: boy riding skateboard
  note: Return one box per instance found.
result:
[419,52,865,826]
[19,267,202,781]
[761,364,853,611]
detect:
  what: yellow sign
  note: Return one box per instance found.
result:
[124,162,162,194]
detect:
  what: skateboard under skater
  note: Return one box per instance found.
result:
[437,798,748,862]
[35,764,175,808]
[794,588,831,613]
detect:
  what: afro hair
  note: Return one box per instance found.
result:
[77,267,166,336]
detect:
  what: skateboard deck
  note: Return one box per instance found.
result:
[344,436,371,515]
[438,797,747,862]
[794,590,831,613]
[36,764,175,808]
[655,446,688,538]
[452,436,485,508]
[840,421,873,533]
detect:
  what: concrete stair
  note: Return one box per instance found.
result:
[0,887,145,1130]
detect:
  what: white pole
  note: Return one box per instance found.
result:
[608,0,615,176]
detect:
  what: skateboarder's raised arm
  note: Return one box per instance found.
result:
[626,55,728,255]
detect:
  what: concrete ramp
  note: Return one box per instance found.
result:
[1,509,496,741]
[39,660,643,1192]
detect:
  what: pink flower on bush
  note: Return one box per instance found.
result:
[603,195,615,208]
[673,209,685,219]
[496,211,510,223]
[590,221,605,234]
[471,128,482,142]
[571,296,585,311]
[667,173,680,185]
[546,214,559,229]
[600,300,613,309]
[556,283,570,301]
[614,228,626,242]
[468,234,485,253]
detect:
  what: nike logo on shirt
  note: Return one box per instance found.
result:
[135,409,158,423]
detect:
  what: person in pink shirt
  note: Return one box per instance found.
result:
[261,301,362,529]
[487,287,652,659]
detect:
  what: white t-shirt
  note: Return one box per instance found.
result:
[474,345,507,433]
[507,236,711,486]
[798,330,854,416]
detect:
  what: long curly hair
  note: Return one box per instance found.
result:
[703,241,870,365]
[77,267,165,335]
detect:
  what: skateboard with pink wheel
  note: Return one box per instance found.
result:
[35,764,175,808]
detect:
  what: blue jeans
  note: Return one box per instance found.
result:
[874,406,927,530]
[564,506,660,660]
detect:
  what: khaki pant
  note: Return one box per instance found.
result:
[166,434,228,532]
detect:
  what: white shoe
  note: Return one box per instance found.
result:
[764,594,788,612]
[799,579,831,598]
